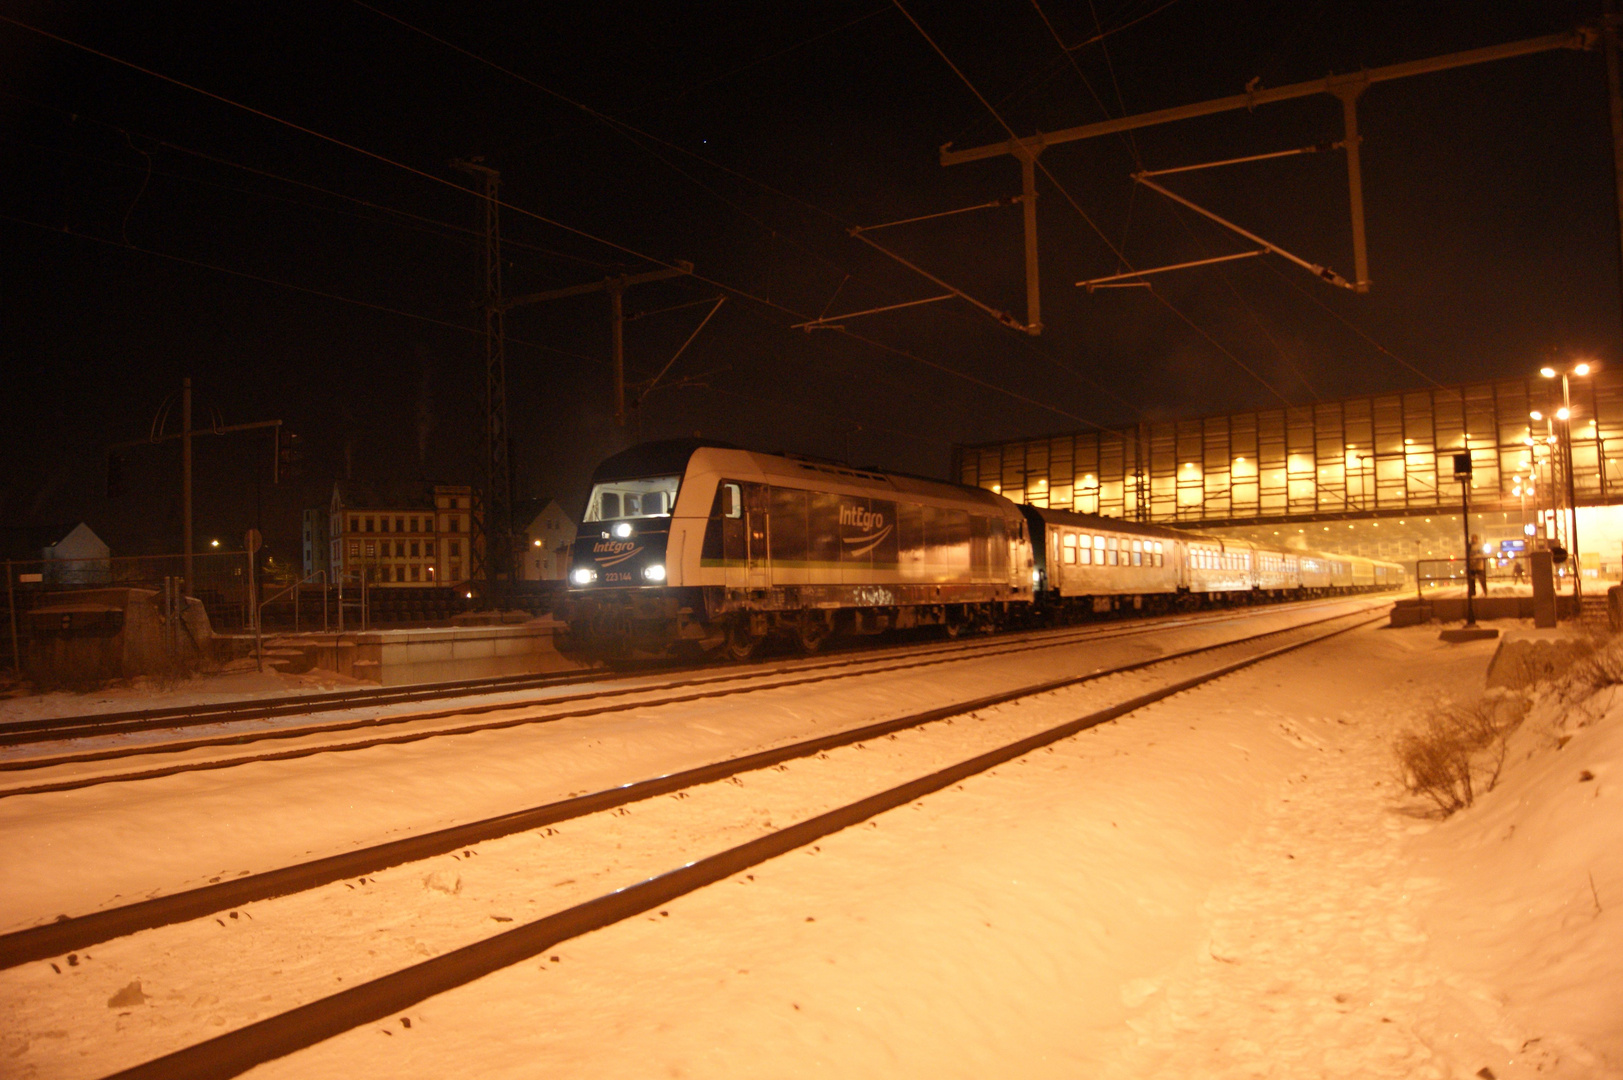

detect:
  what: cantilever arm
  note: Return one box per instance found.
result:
[1133,174,1355,289]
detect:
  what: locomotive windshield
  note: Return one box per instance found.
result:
[583,475,681,521]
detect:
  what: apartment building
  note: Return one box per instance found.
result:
[325,481,482,586]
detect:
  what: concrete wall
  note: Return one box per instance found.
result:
[308,619,586,685]
[24,587,212,683]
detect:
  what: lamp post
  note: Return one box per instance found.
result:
[1540,361,1595,599]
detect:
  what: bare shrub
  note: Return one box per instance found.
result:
[1395,694,1529,814]
[1569,638,1623,695]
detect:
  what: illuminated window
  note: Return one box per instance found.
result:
[348,541,359,558]
[1062,533,1077,565]
[1132,539,1143,567]
[1080,535,1092,565]
[364,542,375,557]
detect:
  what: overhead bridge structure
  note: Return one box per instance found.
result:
[953,369,1623,573]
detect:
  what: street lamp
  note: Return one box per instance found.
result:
[1540,361,1596,596]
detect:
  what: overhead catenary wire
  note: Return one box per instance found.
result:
[0,9,1114,429]
[350,1,1142,420]
[0,213,602,365]
[893,0,1303,413]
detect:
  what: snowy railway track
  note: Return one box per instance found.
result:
[0,600,1367,799]
[4,607,1386,1080]
[0,596,1378,753]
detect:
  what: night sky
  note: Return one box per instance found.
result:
[1,1,1616,560]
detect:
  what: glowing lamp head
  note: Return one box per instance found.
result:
[642,564,666,582]
[1575,363,1592,376]
[1530,410,1543,421]
[1541,366,1557,379]
[612,522,633,538]
[532,539,542,547]
[570,567,597,586]
[1557,407,1571,421]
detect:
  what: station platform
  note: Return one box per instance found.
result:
[248,617,588,685]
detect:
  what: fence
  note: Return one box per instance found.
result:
[1411,552,1596,598]
[2,552,568,675]
[1,550,255,675]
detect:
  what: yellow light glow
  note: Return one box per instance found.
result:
[1557,407,1571,420]
[1541,366,1557,378]
[1575,362,1592,376]
[1530,410,1543,421]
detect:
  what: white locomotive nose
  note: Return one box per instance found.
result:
[613,522,633,538]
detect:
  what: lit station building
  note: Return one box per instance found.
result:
[954,367,1623,580]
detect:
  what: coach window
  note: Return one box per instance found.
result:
[1106,536,1118,566]
[1062,533,1077,565]
[1078,535,1091,565]
[1154,541,1164,567]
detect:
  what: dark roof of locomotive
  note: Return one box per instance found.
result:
[589,439,740,483]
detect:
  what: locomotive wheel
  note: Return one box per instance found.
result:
[795,615,832,654]
[725,619,763,662]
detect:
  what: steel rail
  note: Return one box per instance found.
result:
[94,609,1384,1080]
[0,599,1389,797]
[0,605,1383,970]
[0,591,1385,752]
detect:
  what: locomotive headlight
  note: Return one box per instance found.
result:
[643,564,666,582]
[570,567,597,586]
[613,522,633,538]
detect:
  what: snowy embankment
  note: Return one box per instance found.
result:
[1,616,1617,1079]
[251,624,1617,1080]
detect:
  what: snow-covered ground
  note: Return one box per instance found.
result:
[2,609,1618,1078]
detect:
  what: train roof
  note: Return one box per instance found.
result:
[1019,504,1206,544]
[594,441,1021,515]
[588,439,741,483]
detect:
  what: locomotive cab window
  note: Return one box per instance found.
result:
[584,475,681,522]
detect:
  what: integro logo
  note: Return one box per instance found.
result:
[592,539,642,567]
[839,504,884,531]
[839,503,892,557]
